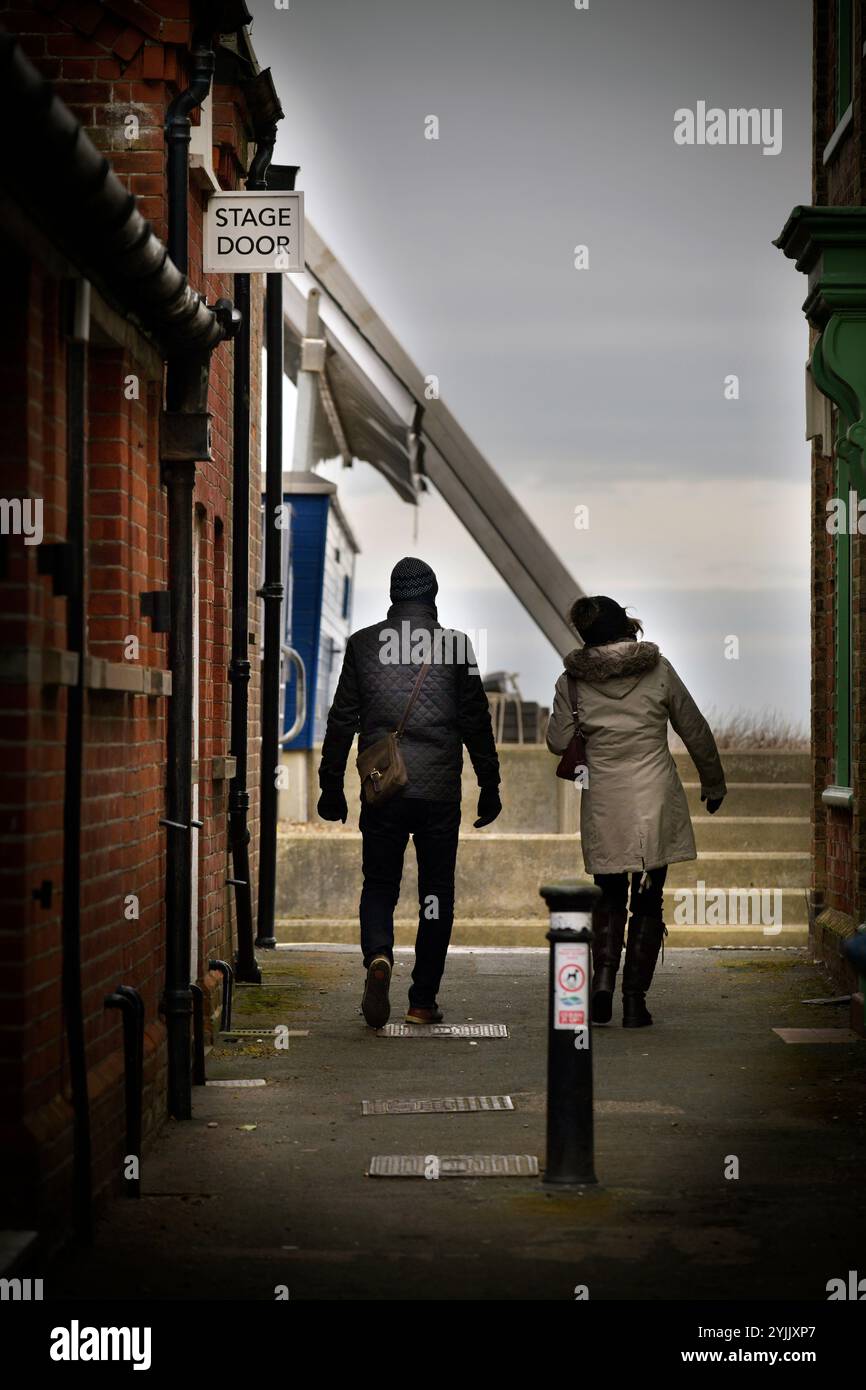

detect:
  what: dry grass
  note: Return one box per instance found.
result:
[670,707,809,752]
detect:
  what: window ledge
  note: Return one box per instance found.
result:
[822,103,853,166]
[822,784,853,810]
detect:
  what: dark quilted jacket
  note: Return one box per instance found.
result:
[318,601,500,802]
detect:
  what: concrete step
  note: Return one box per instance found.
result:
[276,831,810,920]
[275,897,808,948]
[682,817,808,851]
[460,816,808,851]
[673,749,809,782]
[293,746,809,833]
[681,783,809,817]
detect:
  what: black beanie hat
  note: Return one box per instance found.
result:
[389,557,438,605]
[570,595,635,647]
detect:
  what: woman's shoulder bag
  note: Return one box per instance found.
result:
[555,673,588,781]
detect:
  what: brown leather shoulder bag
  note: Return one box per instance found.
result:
[356,662,432,806]
[555,673,588,780]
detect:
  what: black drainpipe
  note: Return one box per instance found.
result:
[165,33,214,277]
[256,261,285,950]
[38,278,93,1236]
[229,127,278,985]
[254,268,284,945]
[254,163,298,950]
[162,27,240,1118]
[228,267,259,983]
[62,279,92,1238]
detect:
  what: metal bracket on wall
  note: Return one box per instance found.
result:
[140,590,171,633]
[36,541,74,597]
[32,880,53,908]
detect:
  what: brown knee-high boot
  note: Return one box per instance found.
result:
[591,907,628,1024]
[622,915,668,1027]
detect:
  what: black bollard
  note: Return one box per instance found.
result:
[539,880,602,1186]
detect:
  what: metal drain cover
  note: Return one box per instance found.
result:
[377,1023,508,1038]
[361,1095,514,1116]
[205,1079,266,1088]
[772,1028,856,1044]
[369,1154,538,1178]
[220,1029,310,1038]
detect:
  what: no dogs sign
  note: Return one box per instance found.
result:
[203,190,304,274]
[553,940,590,1030]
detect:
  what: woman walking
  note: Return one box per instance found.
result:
[546,596,726,1027]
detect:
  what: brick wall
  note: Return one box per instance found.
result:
[0,1,265,1228]
[810,4,866,933]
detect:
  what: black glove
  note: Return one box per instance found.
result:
[474,786,502,829]
[317,788,348,823]
[704,796,724,816]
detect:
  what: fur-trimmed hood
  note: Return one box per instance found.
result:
[565,639,660,685]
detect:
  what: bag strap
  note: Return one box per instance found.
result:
[566,673,582,730]
[395,662,431,738]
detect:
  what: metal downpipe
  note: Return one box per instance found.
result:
[228,271,259,983]
[228,124,277,984]
[256,270,284,950]
[162,28,215,1118]
[60,279,93,1238]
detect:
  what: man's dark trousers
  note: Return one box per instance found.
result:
[359,794,461,1007]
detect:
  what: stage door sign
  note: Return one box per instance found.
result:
[203,190,304,274]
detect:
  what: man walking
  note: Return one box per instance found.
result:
[317,557,501,1027]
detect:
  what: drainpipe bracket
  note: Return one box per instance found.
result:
[256,581,284,601]
[214,296,242,340]
[228,658,251,683]
[160,410,213,464]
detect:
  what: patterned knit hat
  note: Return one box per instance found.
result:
[389,556,438,604]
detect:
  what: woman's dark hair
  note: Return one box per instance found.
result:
[569,595,643,645]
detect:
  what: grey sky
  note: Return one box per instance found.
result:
[250,0,813,725]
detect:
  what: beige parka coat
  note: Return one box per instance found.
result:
[546,640,727,875]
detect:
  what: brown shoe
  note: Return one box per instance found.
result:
[405,1004,443,1025]
[361,956,392,1028]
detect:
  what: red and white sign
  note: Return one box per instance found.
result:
[553,940,590,1031]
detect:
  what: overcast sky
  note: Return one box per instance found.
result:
[250,0,813,726]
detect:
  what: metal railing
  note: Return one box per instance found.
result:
[278,645,307,746]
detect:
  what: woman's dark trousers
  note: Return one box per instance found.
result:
[592,867,668,1025]
[359,796,461,1007]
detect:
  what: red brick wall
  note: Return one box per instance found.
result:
[810,4,866,927]
[0,255,70,1215]
[0,1,264,1225]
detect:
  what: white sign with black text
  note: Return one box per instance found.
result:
[203,190,304,274]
